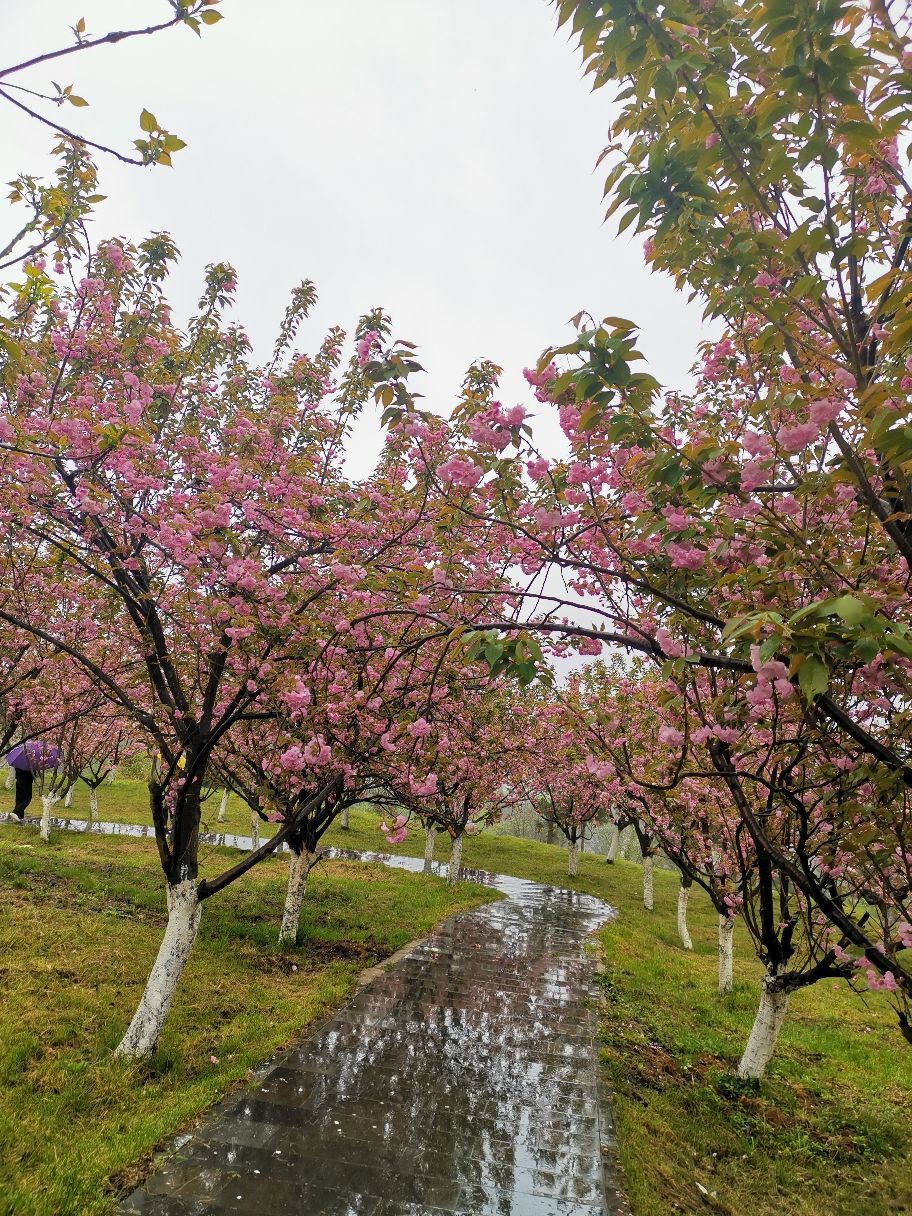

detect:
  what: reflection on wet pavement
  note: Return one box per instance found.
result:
[0,813,625,1214]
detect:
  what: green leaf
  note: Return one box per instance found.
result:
[797,655,828,701]
[483,643,503,669]
[200,9,223,23]
[139,109,158,133]
[825,595,868,626]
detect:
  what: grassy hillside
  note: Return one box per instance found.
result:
[0,826,494,1216]
[2,783,909,1216]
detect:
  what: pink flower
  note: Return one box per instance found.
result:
[303,736,332,767]
[658,725,685,747]
[622,491,647,514]
[750,647,789,683]
[437,457,483,489]
[356,330,380,366]
[740,459,770,493]
[778,421,820,452]
[279,746,307,771]
[656,627,685,658]
[808,397,844,426]
[409,773,438,797]
[713,727,741,745]
[662,505,690,531]
[523,363,558,402]
[666,542,705,571]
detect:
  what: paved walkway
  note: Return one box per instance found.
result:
[1,814,626,1214]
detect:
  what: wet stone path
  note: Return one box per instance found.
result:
[1,815,625,1215]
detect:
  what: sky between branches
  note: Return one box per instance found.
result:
[1,0,706,474]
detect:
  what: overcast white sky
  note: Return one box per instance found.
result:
[2,1,705,474]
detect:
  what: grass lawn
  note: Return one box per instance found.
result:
[0,824,496,1216]
[3,785,910,1215]
[596,866,912,1216]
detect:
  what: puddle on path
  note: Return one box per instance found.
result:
[1,811,626,1214]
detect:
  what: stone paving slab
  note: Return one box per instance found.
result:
[119,854,627,1215]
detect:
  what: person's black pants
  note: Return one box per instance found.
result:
[12,769,33,819]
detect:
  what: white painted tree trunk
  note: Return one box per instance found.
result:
[605,824,620,863]
[115,878,202,1058]
[340,805,350,830]
[63,784,74,809]
[250,811,260,851]
[677,881,693,950]
[89,787,99,821]
[568,839,579,877]
[278,849,316,946]
[423,825,437,874]
[107,768,116,784]
[4,767,13,790]
[642,855,654,911]
[40,793,60,841]
[447,832,464,885]
[718,915,735,995]
[738,974,789,1079]
[217,788,228,823]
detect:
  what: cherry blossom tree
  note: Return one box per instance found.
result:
[346,0,912,1051]
[368,684,526,884]
[0,238,512,1056]
[517,690,618,877]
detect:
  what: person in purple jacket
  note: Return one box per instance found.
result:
[5,741,60,820]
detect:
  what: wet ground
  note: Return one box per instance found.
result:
[1,812,627,1214]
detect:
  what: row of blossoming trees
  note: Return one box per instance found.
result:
[1,0,910,1082]
[346,0,912,1075]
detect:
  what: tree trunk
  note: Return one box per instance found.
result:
[568,839,579,877]
[620,825,634,860]
[115,878,201,1058]
[738,974,789,1079]
[278,848,317,946]
[677,876,693,950]
[250,810,260,851]
[447,832,464,885]
[718,914,735,995]
[642,855,654,911]
[217,788,228,823]
[107,768,116,784]
[89,787,99,822]
[546,821,555,846]
[64,783,74,809]
[3,767,13,791]
[605,823,620,863]
[423,825,436,875]
[340,805,350,830]
[40,792,60,842]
